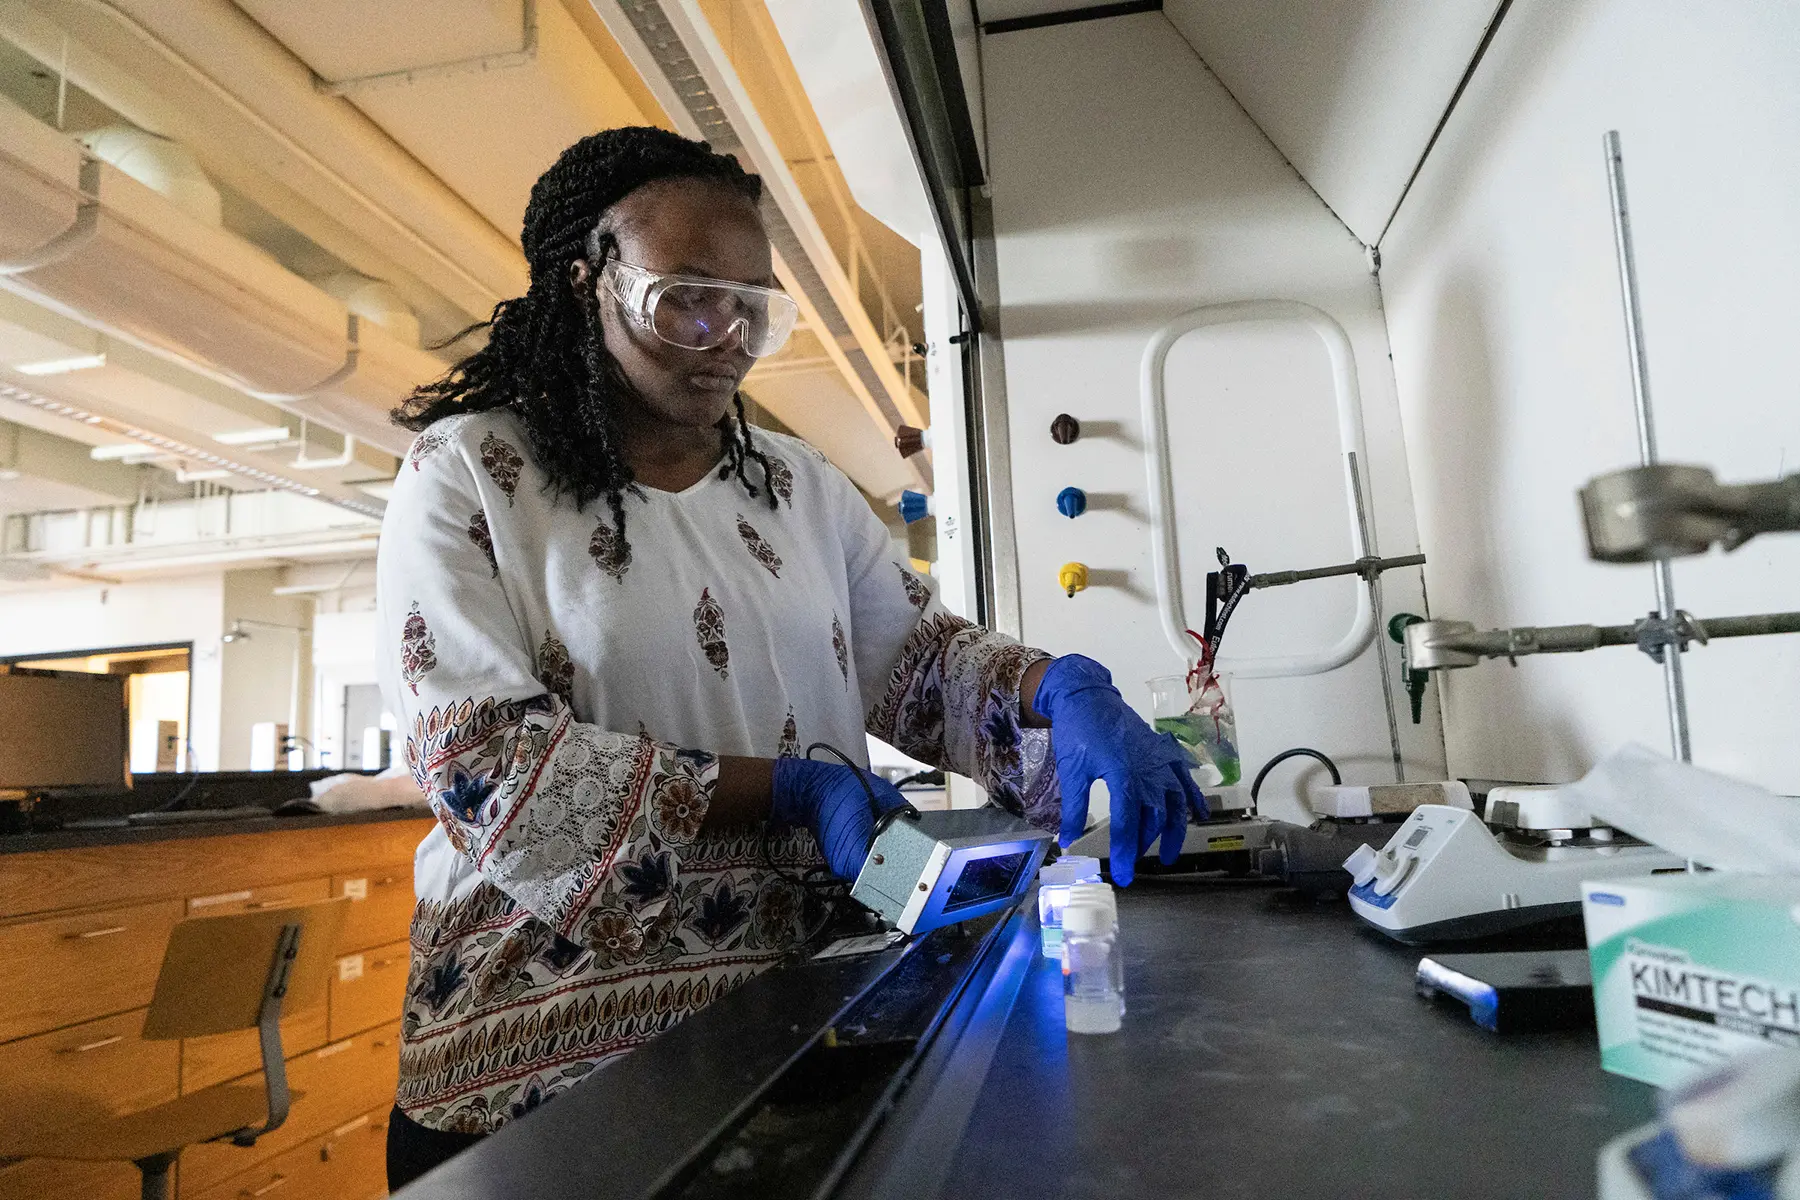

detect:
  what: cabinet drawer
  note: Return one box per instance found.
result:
[178,1021,401,1196]
[331,868,415,955]
[0,1007,179,1143]
[329,939,410,1041]
[182,1107,390,1200]
[180,1126,333,1200]
[0,1155,141,1200]
[181,1003,328,1095]
[0,899,185,1042]
[317,1107,391,1200]
[186,878,329,918]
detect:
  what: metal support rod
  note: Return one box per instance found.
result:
[1605,130,1691,762]
[1348,452,1406,782]
[1245,553,1427,590]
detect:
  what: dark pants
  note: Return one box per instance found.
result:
[387,1105,486,1191]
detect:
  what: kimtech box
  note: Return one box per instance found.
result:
[1582,872,1800,1089]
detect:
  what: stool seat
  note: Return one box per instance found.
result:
[0,1085,305,1164]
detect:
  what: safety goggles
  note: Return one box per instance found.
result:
[600,259,799,358]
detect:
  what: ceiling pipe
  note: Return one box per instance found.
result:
[22,0,527,316]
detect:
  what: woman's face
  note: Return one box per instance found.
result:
[582,178,773,433]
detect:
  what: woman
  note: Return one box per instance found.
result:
[377,127,1201,1188]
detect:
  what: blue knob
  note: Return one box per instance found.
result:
[1056,487,1088,519]
[898,490,931,525]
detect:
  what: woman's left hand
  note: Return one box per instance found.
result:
[1031,654,1209,885]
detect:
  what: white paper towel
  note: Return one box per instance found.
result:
[1559,743,1800,874]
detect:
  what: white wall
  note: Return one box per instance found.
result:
[981,13,1446,821]
[219,568,313,771]
[1159,0,1498,243]
[1381,0,1800,792]
[0,576,226,769]
[0,566,323,771]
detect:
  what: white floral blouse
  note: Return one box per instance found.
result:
[376,411,1058,1134]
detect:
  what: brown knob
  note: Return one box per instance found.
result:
[1050,414,1080,445]
[894,425,927,458]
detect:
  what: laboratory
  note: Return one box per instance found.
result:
[0,2,1794,1199]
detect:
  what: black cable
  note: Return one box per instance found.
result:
[1250,747,1342,805]
[154,738,205,812]
[757,742,920,947]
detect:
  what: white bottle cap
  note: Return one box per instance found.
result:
[1063,899,1112,936]
[1068,882,1115,914]
[1664,1049,1800,1168]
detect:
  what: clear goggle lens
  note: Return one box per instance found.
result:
[602,260,799,358]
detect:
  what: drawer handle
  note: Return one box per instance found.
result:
[60,1034,124,1054]
[241,1173,289,1197]
[68,925,128,940]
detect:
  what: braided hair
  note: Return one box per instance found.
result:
[394,127,781,554]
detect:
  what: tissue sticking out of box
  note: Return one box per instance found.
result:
[1556,743,1800,874]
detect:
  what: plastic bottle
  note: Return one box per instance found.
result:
[1037,856,1102,959]
[1062,885,1123,1034]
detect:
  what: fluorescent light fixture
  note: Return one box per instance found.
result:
[15,353,107,376]
[0,468,20,482]
[213,426,293,446]
[176,468,234,482]
[0,380,384,520]
[90,443,158,461]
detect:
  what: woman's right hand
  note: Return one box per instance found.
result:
[769,757,908,880]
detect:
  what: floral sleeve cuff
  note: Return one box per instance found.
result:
[407,691,718,937]
[866,613,1061,832]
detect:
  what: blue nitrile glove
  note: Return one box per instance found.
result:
[769,757,909,881]
[1034,654,1210,886]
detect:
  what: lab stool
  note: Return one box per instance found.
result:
[0,897,347,1200]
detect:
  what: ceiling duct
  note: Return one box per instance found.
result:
[77,124,221,227]
[0,96,436,455]
[9,0,527,320]
[595,0,929,490]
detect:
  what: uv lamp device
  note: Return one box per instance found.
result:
[1344,795,1684,945]
[851,808,1054,936]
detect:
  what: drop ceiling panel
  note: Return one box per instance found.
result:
[232,0,527,82]
[1161,0,1499,243]
[235,0,644,233]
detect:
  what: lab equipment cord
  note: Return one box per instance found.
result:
[154,738,205,812]
[761,742,919,948]
[1250,747,1343,805]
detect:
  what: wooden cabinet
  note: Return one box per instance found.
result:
[181,1004,329,1095]
[177,1021,401,1197]
[0,1155,141,1200]
[186,877,330,918]
[0,817,429,1200]
[0,899,185,1043]
[182,1105,391,1200]
[332,870,415,955]
[329,939,410,1042]
[0,1008,179,1142]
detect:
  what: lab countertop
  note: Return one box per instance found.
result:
[0,804,431,855]
[936,881,1651,1199]
[401,878,1653,1199]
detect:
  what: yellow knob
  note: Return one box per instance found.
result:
[1058,561,1089,598]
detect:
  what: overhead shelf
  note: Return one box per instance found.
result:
[0,95,436,456]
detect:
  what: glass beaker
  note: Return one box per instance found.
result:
[1147,671,1240,788]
